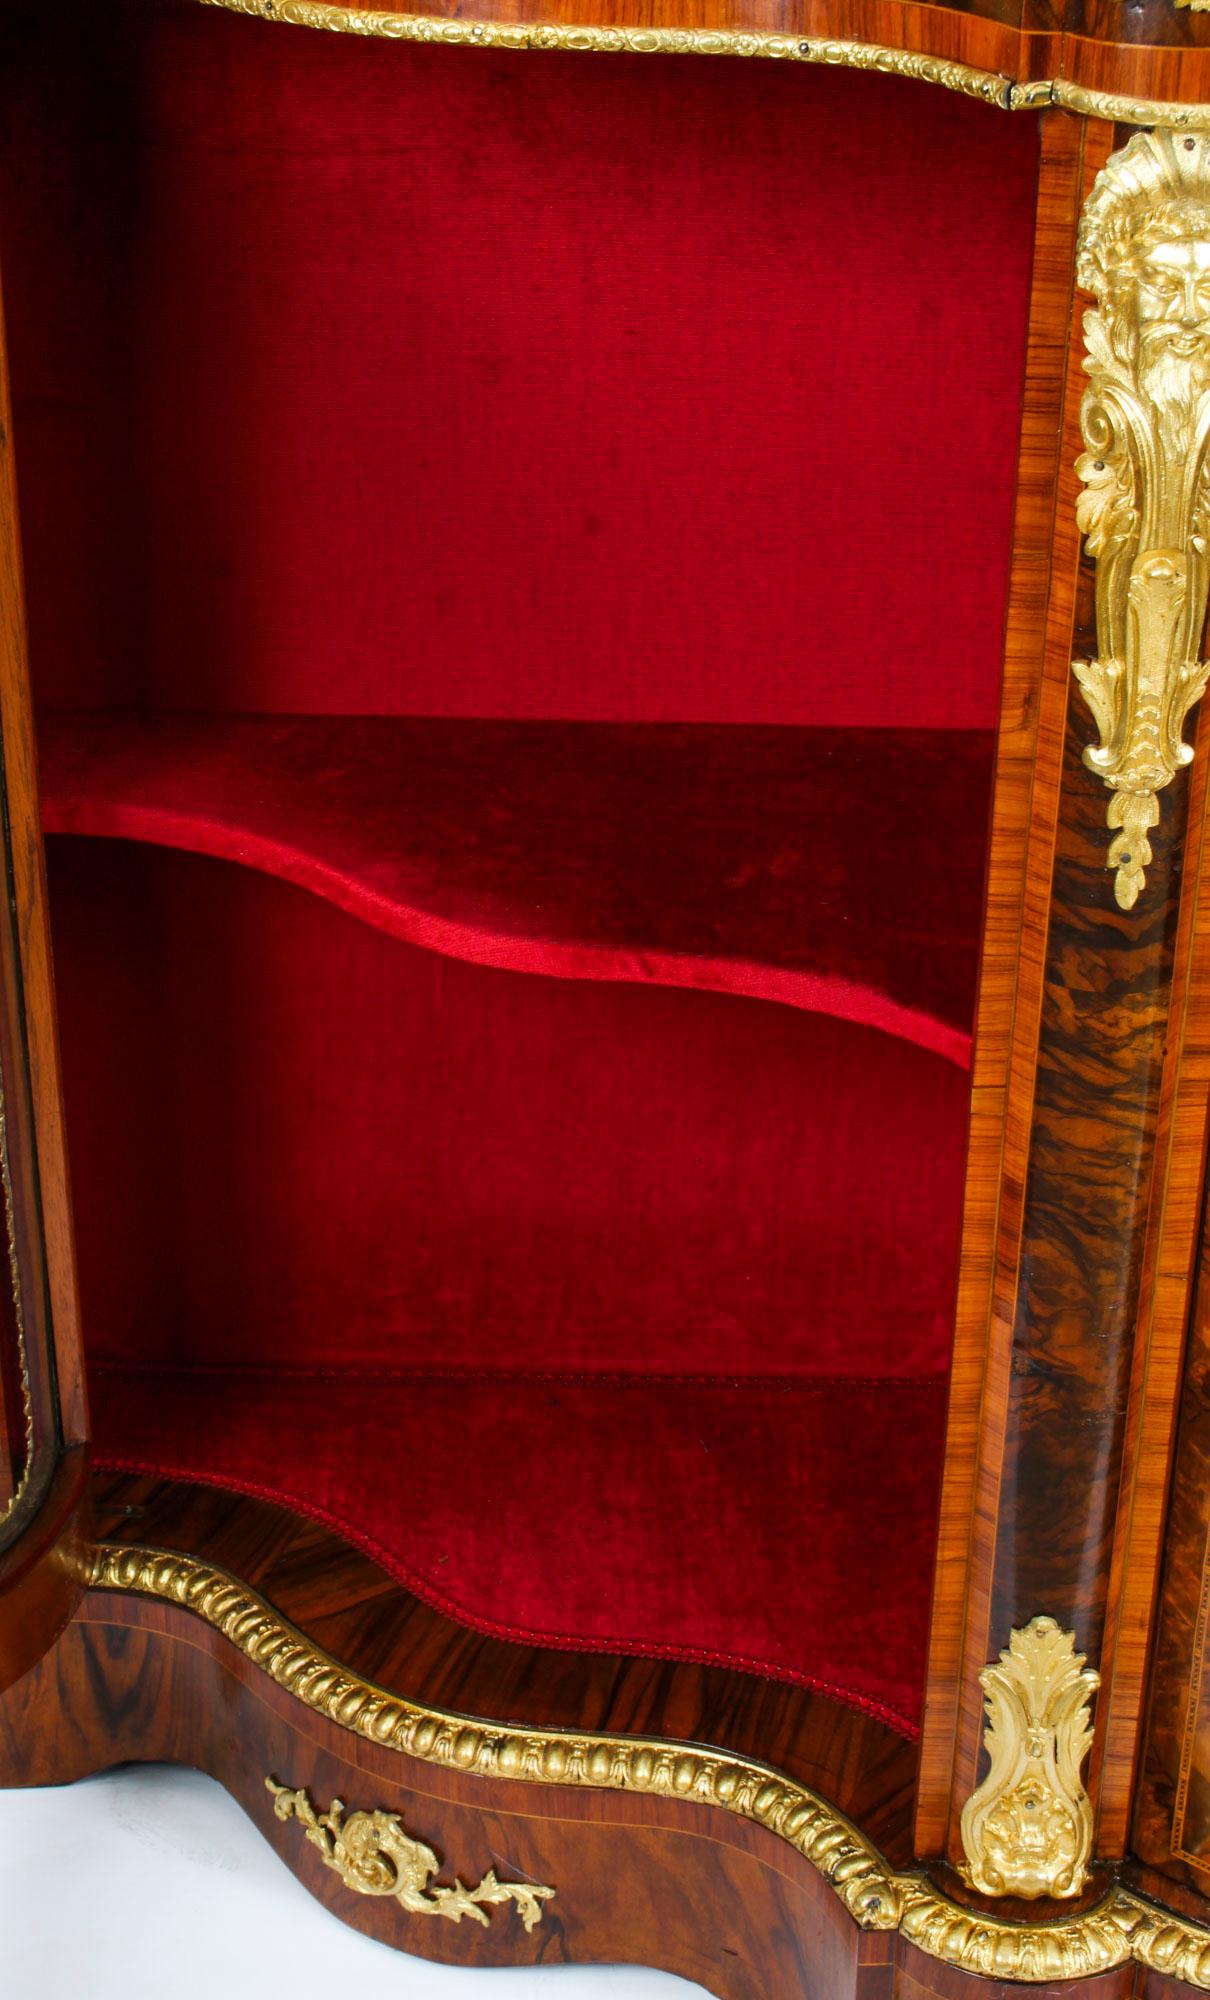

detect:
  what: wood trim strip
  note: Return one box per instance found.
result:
[915,107,1100,1863]
[0,269,84,1455]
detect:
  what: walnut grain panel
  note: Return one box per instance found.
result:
[1090,679,1210,1852]
[988,709,1182,1656]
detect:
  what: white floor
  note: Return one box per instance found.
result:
[0,1765,706,2000]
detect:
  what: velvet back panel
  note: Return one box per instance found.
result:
[0,6,1040,723]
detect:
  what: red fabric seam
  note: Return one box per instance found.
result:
[90,1359,946,1395]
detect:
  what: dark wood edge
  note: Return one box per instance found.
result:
[0,249,88,1642]
[0,1443,87,1690]
[0,263,85,1452]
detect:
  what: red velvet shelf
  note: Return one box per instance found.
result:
[48,838,973,1384]
[43,715,984,1730]
[90,1362,946,1735]
[38,714,993,1063]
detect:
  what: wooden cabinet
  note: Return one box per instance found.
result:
[6,4,1210,1994]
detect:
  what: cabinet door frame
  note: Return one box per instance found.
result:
[919,108,1210,1879]
[0,267,88,1688]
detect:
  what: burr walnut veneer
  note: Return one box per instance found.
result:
[8,2,1210,1992]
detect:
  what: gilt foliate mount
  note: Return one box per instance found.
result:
[266,1779,555,1931]
[1073,128,1210,910]
[960,1618,1100,1901]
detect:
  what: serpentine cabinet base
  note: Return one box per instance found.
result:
[0,1475,1206,2000]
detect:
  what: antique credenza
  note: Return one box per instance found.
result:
[11,1,1210,1994]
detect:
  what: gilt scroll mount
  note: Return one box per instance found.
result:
[1073,128,1210,909]
[266,1778,554,1931]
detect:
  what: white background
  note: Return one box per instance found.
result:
[1,1765,707,2000]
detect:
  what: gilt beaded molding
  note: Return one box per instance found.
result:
[194,0,1015,105]
[88,1542,1210,1987]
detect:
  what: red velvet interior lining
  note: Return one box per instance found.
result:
[1,4,1042,1729]
[0,8,1038,725]
[90,1366,948,1734]
[49,839,973,1384]
[39,715,993,1063]
[46,835,971,1730]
